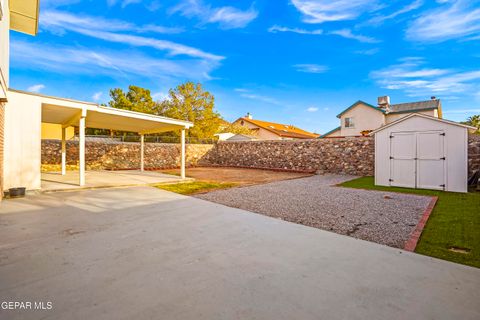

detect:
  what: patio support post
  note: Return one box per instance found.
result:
[181,128,186,179]
[140,134,145,172]
[79,112,86,186]
[61,127,66,175]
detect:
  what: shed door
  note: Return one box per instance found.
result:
[416,131,445,190]
[390,132,416,188]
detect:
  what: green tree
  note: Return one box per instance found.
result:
[462,115,480,134]
[108,85,159,114]
[160,82,222,138]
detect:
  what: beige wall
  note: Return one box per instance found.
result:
[385,109,437,124]
[0,1,9,197]
[340,103,385,136]
[4,91,42,190]
[0,0,9,100]
[42,123,75,140]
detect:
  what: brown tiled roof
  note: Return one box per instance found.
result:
[237,118,319,139]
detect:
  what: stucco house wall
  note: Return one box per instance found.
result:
[3,91,42,190]
[340,103,385,137]
[0,0,10,197]
[385,109,437,124]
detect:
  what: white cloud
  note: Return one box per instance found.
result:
[290,0,378,24]
[92,92,103,101]
[42,10,184,34]
[239,92,281,105]
[41,10,222,61]
[329,29,380,43]
[443,108,480,114]
[406,0,480,42]
[27,84,45,93]
[371,57,480,97]
[11,40,220,82]
[171,0,258,29]
[307,107,318,112]
[368,0,423,25]
[294,64,328,74]
[268,25,323,35]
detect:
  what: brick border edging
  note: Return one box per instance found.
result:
[403,196,438,252]
[198,164,317,174]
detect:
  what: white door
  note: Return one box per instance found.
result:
[389,131,446,190]
[390,132,416,188]
[416,131,445,190]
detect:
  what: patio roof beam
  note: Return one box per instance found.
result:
[138,126,189,135]
[62,109,87,129]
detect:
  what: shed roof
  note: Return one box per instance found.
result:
[369,113,476,135]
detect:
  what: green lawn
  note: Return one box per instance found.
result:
[155,181,237,195]
[339,177,480,268]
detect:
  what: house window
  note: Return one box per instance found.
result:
[344,117,354,128]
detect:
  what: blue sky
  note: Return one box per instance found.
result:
[10,0,480,134]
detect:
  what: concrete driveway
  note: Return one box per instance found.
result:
[0,187,479,320]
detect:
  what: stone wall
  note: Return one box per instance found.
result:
[469,134,480,176]
[42,135,480,177]
[42,140,213,170]
[200,137,375,176]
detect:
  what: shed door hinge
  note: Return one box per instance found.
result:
[389,179,393,182]
[440,184,445,188]
[440,133,446,136]
[389,135,394,138]
[440,157,446,160]
[389,156,394,160]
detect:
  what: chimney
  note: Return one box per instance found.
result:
[431,96,436,100]
[246,112,252,120]
[378,96,390,110]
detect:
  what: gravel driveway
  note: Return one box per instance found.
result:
[195,175,434,248]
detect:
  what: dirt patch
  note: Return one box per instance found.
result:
[160,167,313,186]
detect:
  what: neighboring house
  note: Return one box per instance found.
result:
[233,113,319,140]
[321,96,442,138]
[215,132,257,141]
[0,0,40,198]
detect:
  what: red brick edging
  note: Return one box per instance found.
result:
[404,196,438,252]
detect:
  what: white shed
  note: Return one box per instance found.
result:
[371,113,476,193]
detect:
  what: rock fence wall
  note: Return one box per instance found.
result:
[469,134,480,176]
[42,135,480,177]
[200,137,375,176]
[41,140,213,170]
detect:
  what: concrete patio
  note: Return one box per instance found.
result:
[41,170,189,192]
[0,186,479,320]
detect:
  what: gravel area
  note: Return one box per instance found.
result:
[195,175,434,248]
